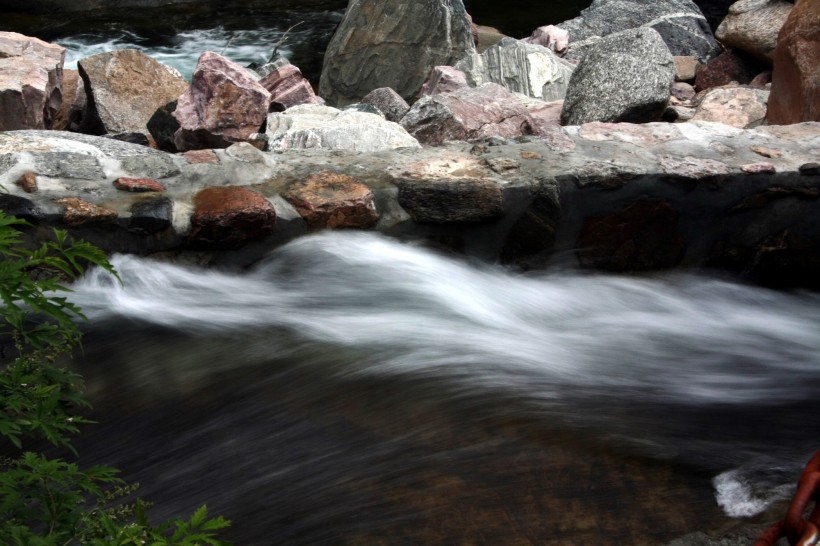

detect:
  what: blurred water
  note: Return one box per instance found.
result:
[63,232,820,543]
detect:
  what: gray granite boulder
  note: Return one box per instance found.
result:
[0,32,65,131]
[716,0,794,63]
[360,88,410,123]
[560,28,675,125]
[77,49,188,136]
[558,0,721,62]
[455,37,575,101]
[319,0,476,106]
[265,104,420,152]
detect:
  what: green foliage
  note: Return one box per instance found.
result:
[0,212,232,545]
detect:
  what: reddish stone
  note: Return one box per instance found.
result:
[522,25,568,55]
[418,66,469,97]
[694,49,762,92]
[15,172,37,193]
[189,187,276,248]
[282,171,379,230]
[742,162,777,174]
[691,86,769,128]
[767,0,820,124]
[56,198,117,226]
[113,177,166,192]
[183,149,220,164]
[173,52,271,151]
[0,32,65,130]
[259,64,319,110]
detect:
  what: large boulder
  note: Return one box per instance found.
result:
[265,104,420,152]
[401,83,542,145]
[173,51,271,152]
[318,0,476,106]
[77,49,188,136]
[557,0,721,62]
[715,0,794,63]
[454,37,575,101]
[560,28,675,125]
[0,32,64,130]
[767,0,820,124]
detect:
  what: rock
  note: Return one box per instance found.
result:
[173,51,271,152]
[129,196,172,234]
[77,49,188,136]
[741,161,776,173]
[522,25,569,55]
[418,66,470,97]
[266,104,420,152]
[715,0,794,63]
[455,37,575,101]
[113,177,166,192]
[560,28,675,125]
[259,63,320,110]
[691,86,769,128]
[281,171,379,230]
[577,199,687,271]
[319,0,476,106]
[672,82,697,101]
[749,69,772,87]
[664,104,697,121]
[674,56,699,81]
[57,197,118,226]
[183,149,219,164]
[767,0,820,124]
[189,186,276,248]
[694,48,764,91]
[15,171,38,193]
[394,176,504,223]
[360,88,410,123]
[557,0,721,62]
[401,83,538,145]
[53,69,85,131]
[474,24,506,53]
[147,100,181,153]
[0,32,65,131]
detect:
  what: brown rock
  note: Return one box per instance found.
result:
[53,69,85,131]
[694,49,763,92]
[716,0,794,62]
[741,161,777,173]
[173,51,271,151]
[56,198,117,226]
[691,86,769,128]
[674,56,699,82]
[189,186,276,248]
[401,83,536,146]
[751,145,783,158]
[0,32,65,130]
[577,199,687,271]
[15,172,38,193]
[767,0,820,124]
[113,177,166,192]
[77,49,188,136]
[259,64,320,110]
[281,171,379,231]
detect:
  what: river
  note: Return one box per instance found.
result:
[60,231,820,544]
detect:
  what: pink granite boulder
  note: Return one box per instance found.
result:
[173,52,271,151]
[189,186,276,248]
[0,32,65,130]
[282,171,379,231]
[259,63,321,110]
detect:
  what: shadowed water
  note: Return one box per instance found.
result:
[59,232,820,544]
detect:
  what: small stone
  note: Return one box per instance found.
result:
[57,198,118,226]
[15,171,37,193]
[520,151,542,160]
[113,177,166,192]
[751,145,783,158]
[485,157,519,173]
[361,87,410,123]
[183,149,219,164]
[800,163,820,176]
[189,186,276,248]
[741,162,776,174]
[674,56,698,82]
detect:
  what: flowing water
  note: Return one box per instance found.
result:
[55,231,820,544]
